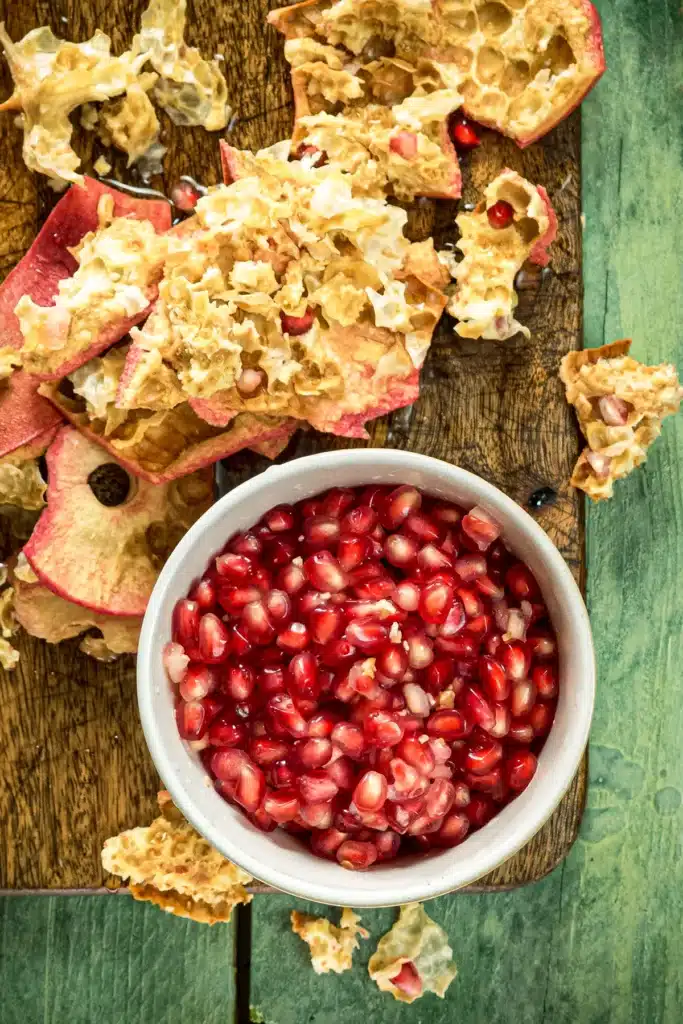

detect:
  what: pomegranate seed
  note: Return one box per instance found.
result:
[463,686,495,732]
[532,663,558,699]
[230,532,262,557]
[307,605,342,645]
[353,770,388,811]
[394,579,420,611]
[375,830,401,860]
[384,532,418,567]
[208,718,247,747]
[299,800,334,829]
[306,709,337,737]
[418,579,454,624]
[224,664,255,701]
[353,577,396,601]
[390,960,423,997]
[389,129,418,159]
[310,828,348,858]
[162,641,190,684]
[439,597,466,637]
[417,543,452,572]
[250,738,289,766]
[197,613,230,663]
[336,840,378,870]
[502,641,530,681]
[506,751,538,791]
[318,487,355,518]
[264,505,296,533]
[452,781,470,807]
[381,485,422,529]
[298,770,339,803]
[263,788,300,823]
[424,657,455,693]
[406,632,434,669]
[342,505,377,535]
[296,737,332,768]
[454,554,487,581]
[388,758,426,799]
[479,655,510,702]
[487,200,515,229]
[216,553,252,580]
[281,308,314,335]
[264,589,292,625]
[488,702,511,738]
[464,737,503,775]
[241,600,275,644]
[426,709,469,741]
[331,721,365,758]
[511,680,536,717]
[476,575,505,601]
[288,651,320,699]
[527,631,556,659]
[233,762,266,812]
[364,711,404,748]
[530,701,555,736]
[210,748,250,782]
[507,718,535,744]
[506,563,540,600]
[270,760,296,788]
[303,551,347,592]
[450,113,481,150]
[303,515,340,550]
[461,506,501,550]
[465,793,496,828]
[173,599,200,650]
[180,663,218,702]
[191,577,216,610]
[397,736,435,775]
[403,683,430,716]
[338,533,370,570]
[176,700,207,740]
[599,395,629,425]
[277,621,310,651]
[267,693,307,736]
[277,562,306,594]
[326,755,356,790]
[345,619,388,653]
[376,643,409,680]
[435,812,471,846]
[320,638,357,667]
[426,779,456,818]
[456,586,484,619]
[504,607,527,640]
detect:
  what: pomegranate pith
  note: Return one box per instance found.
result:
[167,485,558,868]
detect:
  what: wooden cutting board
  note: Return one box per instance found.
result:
[0,0,586,892]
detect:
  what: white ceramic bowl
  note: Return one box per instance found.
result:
[138,450,595,907]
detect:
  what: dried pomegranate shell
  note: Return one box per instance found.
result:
[23,426,213,616]
[0,178,171,379]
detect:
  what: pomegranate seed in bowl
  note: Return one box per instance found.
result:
[165,485,559,869]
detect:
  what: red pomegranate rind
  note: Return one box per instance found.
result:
[514,0,606,148]
[24,426,213,616]
[12,573,140,652]
[0,370,63,460]
[219,139,249,185]
[529,187,558,268]
[248,421,298,458]
[0,177,171,353]
[40,382,296,484]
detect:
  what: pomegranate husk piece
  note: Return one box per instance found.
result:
[247,421,298,458]
[23,426,213,616]
[290,907,369,974]
[0,178,171,378]
[0,371,63,461]
[368,902,457,1003]
[102,790,253,924]
[41,380,294,484]
[268,0,604,162]
[12,571,140,654]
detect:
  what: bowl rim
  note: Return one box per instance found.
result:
[138,449,595,906]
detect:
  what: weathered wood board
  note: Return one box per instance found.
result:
[0,0,585,892]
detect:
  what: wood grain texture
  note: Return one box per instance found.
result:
[0,0,584,891]
[0,894,236,1024]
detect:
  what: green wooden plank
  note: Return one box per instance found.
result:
[250,1,683,1022]
[0,895,236,1024]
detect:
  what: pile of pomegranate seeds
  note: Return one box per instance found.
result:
[166,485,558,870]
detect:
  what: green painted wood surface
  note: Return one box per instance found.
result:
[1,0,682,1021]
[0,896,236,1024]
[249,0,683,1021]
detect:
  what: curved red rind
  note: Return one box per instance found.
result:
[0,177,171,353]
[0,371,64,460]
[220,139,245,184]
[512,0,606,147]
[324,368,421,440]
[41,385,297,483]
[529,186,559,267]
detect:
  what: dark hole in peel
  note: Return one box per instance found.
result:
[88,463,131,507]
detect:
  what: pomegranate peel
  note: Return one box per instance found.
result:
[441,168,557,341]
[23,426,213,616]
[12,566,140,657]
[0,370,63,461]
[42,376,294,483]
[560,339,683,500]
[368,902,457,1003]
[291,907,369,973]
[0,178,170,367]
[102,790,252,924]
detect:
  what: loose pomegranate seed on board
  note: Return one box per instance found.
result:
[487,200,515,229]
[168,484,559,868]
